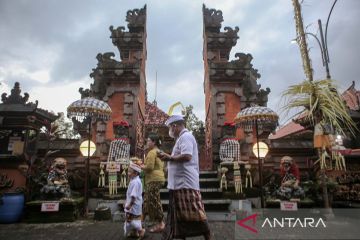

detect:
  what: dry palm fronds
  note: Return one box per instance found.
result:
[281,79,358,136]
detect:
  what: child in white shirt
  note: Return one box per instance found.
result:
[124,161,145,238]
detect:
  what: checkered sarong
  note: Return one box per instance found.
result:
[219,138,241,162]
[162,189,210,239]
[107,139,130,162]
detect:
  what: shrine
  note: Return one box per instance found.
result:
[0,82,58,190]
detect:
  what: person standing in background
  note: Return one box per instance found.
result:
[142,133,166,233]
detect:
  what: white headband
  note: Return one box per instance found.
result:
[129,162,142,173]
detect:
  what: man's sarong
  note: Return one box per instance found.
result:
[162,189,210,239]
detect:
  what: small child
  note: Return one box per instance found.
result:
[124,161,145,238]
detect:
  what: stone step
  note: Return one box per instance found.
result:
[199,170,218,178]
[159,187,221,193]
[159,188,223,199]
[88,211,238,222]
[98,189,224,200]
[162,178,220,188]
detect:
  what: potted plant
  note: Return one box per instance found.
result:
[0,173,25,223]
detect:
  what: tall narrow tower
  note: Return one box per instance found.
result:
[203,5,270,169]
[89,5,147,157]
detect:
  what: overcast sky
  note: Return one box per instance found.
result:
[0,0,359,125]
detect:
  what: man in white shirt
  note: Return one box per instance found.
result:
[158,115,211,240]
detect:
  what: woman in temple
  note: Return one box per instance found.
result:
[142,133,165,233]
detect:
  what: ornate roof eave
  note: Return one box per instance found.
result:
[90,67,141,79]
[208,70,247,82]
[92,53,141,70]
[0,82,58,123]
[349,109,360,119]
[206,27,239,48]
[144,101,169,127]
[35,108,59,122]
[292,117,314,129]
[145,123,168,128]
[341,81,360,111]
[270,138,314,149]
[209,53,256,69]
[0,102,37,114]
[209,66,260,81]
[0,103,58,121]
[110,27,144,44]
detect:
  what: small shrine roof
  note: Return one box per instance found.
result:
[0,82,58,128]
[144,101,168,127]
[269,121,305,140]
[341,81,360,111]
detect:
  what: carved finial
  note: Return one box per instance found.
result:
[1,82,30,104]
[224,26,239,36]
[256,88,271,106]
[95,52,116,66]
[203,4,223,32]
[109,26,126,38]
[234,53,253,67]
[126,5,146,32]
[79,87,92,99]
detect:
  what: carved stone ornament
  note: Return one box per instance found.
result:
[256,87,271,106]
[79,87,91,99]
[224,26,239,38]
[126,5,146,31]
[1,82,30,104]
[203,4,224,31]
[96,52,117,66]
[109,25,125,36]
[234,53,253,68]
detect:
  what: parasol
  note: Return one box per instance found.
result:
[67,97,112,214]
[234,105,278,208]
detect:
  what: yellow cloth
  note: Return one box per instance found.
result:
[314,135,332,148]
[143,148,165,184]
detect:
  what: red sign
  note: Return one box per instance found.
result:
[41,202,60,212]
[280,201,298,211]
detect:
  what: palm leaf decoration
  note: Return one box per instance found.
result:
[281,79,358,136]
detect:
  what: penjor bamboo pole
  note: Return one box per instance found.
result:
[292,0,313,82]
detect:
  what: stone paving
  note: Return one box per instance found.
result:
[1,210,360,240]
[0,220,234,240]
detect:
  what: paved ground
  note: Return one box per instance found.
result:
[0,220,234,240]
[1,210,360,240]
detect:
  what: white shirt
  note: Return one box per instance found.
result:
[125,175,142,216]
[167,129,200,190]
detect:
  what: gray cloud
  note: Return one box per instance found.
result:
[0,0,359,122]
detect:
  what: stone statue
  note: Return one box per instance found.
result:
[245,164,252,188]
[41,157,71,199]
[220,167,228,190]
[120,165,128,189]
[233,162,242,194]
[274,156,304,200]
[108,161,118,195]
[98,163,106,187]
